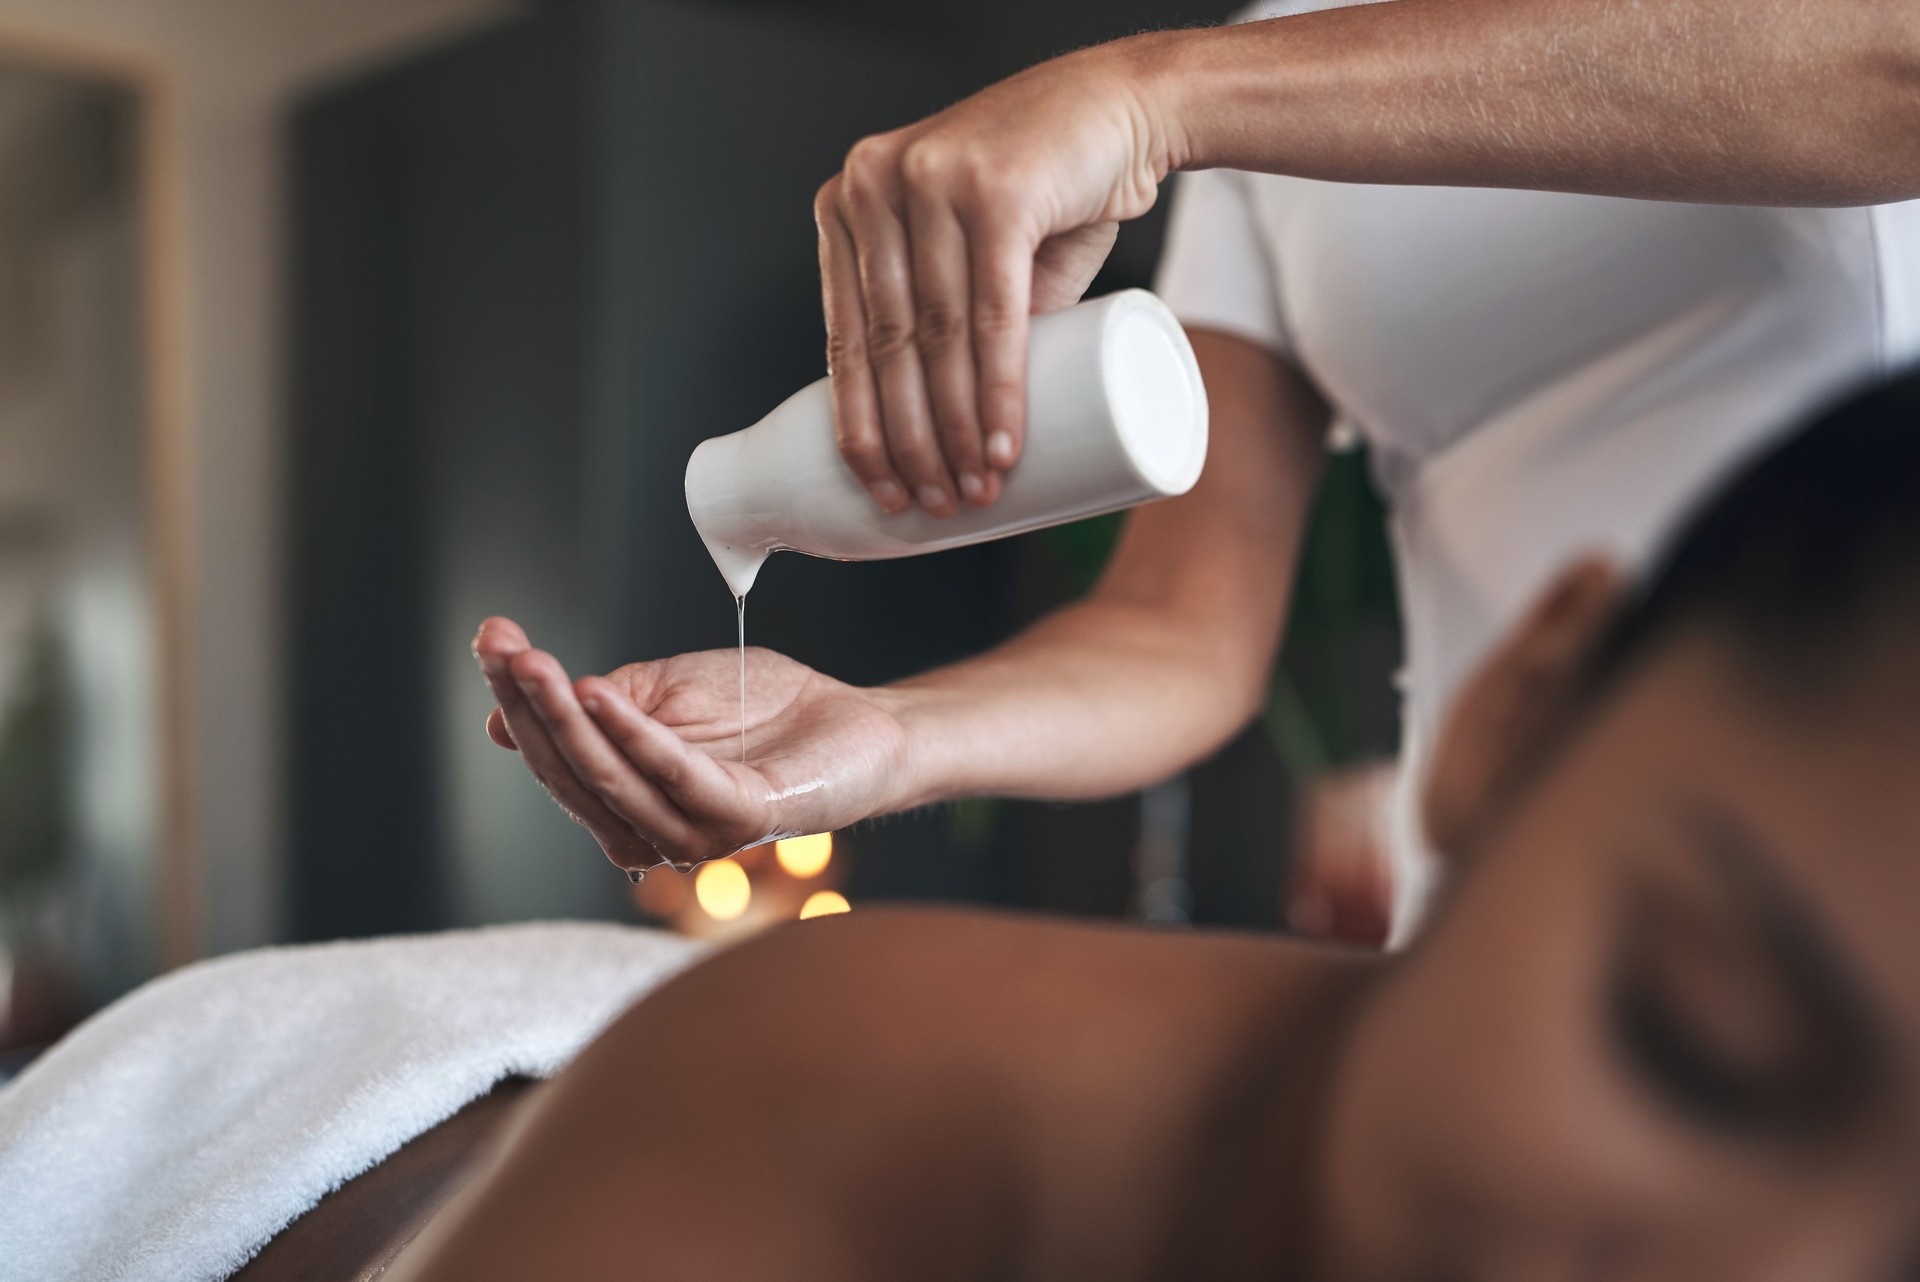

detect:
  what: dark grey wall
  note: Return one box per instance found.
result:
[286,0,1364,942]
[289,10,612,938]
[717,0,1240,283]
[287,0,1022,939]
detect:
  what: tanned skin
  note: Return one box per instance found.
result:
[398,564,1920,1279]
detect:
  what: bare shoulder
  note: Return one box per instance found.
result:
[627,906,1309,1079]
[389,909,1328,1282]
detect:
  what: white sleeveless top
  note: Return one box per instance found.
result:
[1154,0,1920,940]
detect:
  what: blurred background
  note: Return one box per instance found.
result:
[0,0,1400,1071]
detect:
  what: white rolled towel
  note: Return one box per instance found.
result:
[0,920,708,1282]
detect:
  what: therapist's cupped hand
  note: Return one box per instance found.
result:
[817,36,1182,517]
[473,617,912,872]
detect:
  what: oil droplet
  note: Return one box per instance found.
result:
[627,867,644,884]
[735,594,748,764]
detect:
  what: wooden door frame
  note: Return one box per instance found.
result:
[0,21,201,969]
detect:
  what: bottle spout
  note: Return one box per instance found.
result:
[700,534,767,598]
[679,293,1207,593]
[686,430,773,596]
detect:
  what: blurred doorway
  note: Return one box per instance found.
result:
[0,49,179,1067]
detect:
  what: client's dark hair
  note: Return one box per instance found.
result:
[1585,366,1920,696]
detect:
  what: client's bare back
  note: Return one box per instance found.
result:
[384,909,1358,1282]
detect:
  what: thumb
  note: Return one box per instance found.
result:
[1029,221,1118,312]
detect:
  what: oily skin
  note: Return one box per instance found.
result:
[476,331,1328,872]
[384,911,1367,1282]
[474,615,911,868]
[403,567,1920,1279]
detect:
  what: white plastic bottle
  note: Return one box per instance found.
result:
[685,288,1208,596]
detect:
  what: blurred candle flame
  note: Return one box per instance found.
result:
[775,832,833,878]
[799,890,850,920]
[694,860,751,921]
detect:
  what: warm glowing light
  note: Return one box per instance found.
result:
[775,832,833,878]
[799,890,850,920]
[694,860,751,921]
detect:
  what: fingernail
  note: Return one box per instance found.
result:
[869,479,907,512]
[957,472,986,503]
[916,485,951,512]
[581,694,602,715]
[987,432,1014,468]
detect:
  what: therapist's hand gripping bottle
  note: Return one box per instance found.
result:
[685,289,1209,596]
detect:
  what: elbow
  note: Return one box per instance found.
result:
[1154,643,1274,774]
[1233,669,1273,738]
[1197,659,1279,760]
[1210,630,1289,755]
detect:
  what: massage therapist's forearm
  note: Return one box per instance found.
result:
[872,331,1329,809]
[876,598,1263,806]
[1145,0,1920,206]
[818,0,1916,520]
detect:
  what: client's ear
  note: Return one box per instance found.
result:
[1424,558,1626,860]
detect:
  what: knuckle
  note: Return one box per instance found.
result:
[950,154,1013,214]
[915,303,967,354]
[582,766,626,800]
[812,176,840,221]
[934,413,984,460]
[837,434,890,479]
[842,135,897,190]
[821,326,867,376]
[649,755,688,790]
[865,315,917,363]
[898,138,949,188]
[888,434,946,481]
[980,373,1023,408]
[972,295,1023,338]
[824,328,868,377]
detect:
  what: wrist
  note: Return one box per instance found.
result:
[1106,29,1211,177]
[1123,21,1312,175]
[1114,25,1265,176]
[863,683,960,812]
